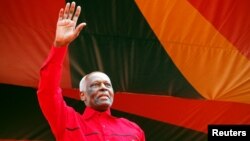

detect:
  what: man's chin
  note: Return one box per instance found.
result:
[95,102,112,111]
[97,99,112,105]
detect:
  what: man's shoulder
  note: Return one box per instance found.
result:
[115,117,141,128]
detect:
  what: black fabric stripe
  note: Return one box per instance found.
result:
[112,109,208,141]
[0,84,55,140]
[67,0,204,99]
[0,84,207,141]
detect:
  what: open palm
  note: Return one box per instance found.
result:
[54,2,86,46]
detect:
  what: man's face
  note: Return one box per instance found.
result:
[83,72,114,111]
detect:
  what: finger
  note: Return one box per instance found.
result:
[63,2,70,19]
[73,6,81,23]
[68,2,76,20]
[58,8,64,21]
[74,23,86,36]
[68,2,76,19]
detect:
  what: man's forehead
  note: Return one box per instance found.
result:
[87,72,111,82]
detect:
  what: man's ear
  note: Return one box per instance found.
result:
[80,92,86,101]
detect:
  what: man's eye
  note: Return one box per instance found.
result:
[91,83,99,87]
[105,83,112,87]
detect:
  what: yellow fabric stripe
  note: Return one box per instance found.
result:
[135,0,250,104]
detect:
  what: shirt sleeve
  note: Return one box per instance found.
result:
[131,120,145,141]
[133,122,145,141]
[140,128,146,141]
[37,45,70,136]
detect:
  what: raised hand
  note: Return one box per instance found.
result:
[54,2,86,47]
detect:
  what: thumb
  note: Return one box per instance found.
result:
[75,22,87,36]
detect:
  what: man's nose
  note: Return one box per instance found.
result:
[100,83,107,89]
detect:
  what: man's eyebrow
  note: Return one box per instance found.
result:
[91,80,110,83]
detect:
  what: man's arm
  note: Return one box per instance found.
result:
[37,1,86,136]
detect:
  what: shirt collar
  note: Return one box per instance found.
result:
[82,107,111,120]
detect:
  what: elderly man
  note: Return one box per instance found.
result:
[37,1,145,141]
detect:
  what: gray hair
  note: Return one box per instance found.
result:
[79,75,87,92]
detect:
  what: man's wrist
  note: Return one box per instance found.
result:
[53,40,69,47]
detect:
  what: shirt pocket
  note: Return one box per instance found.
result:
[108,134,139,141]
[84,131,103,140]
[63,126,85,141]
[65,126,80,131]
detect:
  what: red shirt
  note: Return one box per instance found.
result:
[37,46,145,141]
